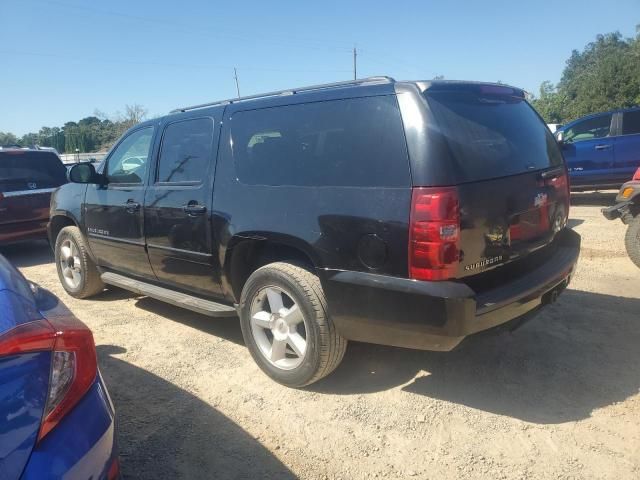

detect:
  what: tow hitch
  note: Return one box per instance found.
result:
[542,279,568,305]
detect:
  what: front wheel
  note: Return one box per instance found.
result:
[54,226,105,298]
[625,216,640,269]
[239,262,347,387]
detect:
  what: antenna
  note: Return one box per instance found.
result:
[353,46,357,80]
[233,68,240,98]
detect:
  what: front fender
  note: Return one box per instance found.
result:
[616,181,640,203]
[50,184,86,221]
[47,183,87,244]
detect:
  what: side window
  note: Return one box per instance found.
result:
[106,127,154,184]
[230,96,410,187]
[622,110,640,136]
[157,118,214,183]
[564,114,612,143]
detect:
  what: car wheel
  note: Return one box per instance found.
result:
[55,226,105,298]
[625,216,640,269]
[239,262,347,387]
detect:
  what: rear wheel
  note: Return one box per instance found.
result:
[625,216,640,269]
[239,262,347,387]
[55,226,105,298]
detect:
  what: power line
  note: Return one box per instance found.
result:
[357,49,431,77]
[26,0,353,53]
[0,50,352,74]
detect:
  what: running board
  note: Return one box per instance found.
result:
[100,272,237,317]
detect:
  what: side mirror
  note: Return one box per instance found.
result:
[555,131,565,145]
[68,162,100,184]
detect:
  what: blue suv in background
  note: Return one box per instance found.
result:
[556,107,640,190]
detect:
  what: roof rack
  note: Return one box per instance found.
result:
[170,76,395,113]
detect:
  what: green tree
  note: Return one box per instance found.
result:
[532,28,640,123]
[0,132,18,145]
[532,81,567,123]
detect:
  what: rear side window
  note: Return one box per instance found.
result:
[231,96,410,187]
[622,110,640,135]
[0,151,67,192]
[157,118,214,183]
[563,114,612,143]
[424,91,563,183]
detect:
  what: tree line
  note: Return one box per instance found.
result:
[0,104,148,153]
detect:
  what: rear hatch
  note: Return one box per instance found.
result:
[0,255,50,477]
[0,150,67,233]
[411,83,569,282]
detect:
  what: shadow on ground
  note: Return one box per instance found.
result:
[133,296,244,346]
[567,218,584,228]
[0,240,52,268]
[571,191,618,206]
[311,289,640,424]
[98,345,294,480]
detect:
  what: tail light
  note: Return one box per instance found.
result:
[0,313,97,442]
[107,457,121,480]
[544,171,570,228]
[409,187,460,281]
[633,167,640,181]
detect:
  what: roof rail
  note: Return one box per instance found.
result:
[170,76,395,113]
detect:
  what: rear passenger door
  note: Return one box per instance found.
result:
[561,113,615,187]
[614,110,640,182]
[144,115,223,298]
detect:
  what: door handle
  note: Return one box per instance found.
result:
[182,203,206,216]
[124,200,140,213]
[595,144,612,151]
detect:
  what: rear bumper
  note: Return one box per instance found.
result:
[20,373,118,480]
[323,228,580,351]
[602,203,627,221]
[602,182,640,221]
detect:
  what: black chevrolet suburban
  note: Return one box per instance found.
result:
[49,77,580,387]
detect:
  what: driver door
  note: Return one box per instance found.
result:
[561,113,615,187]
[84,126,157,279]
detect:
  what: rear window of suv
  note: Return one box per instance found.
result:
[0,151,67,192]
[230,96,410,187]
[423,90,563,183]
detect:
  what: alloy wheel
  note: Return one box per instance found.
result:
[249,286,308,370]
[59,239,82,289]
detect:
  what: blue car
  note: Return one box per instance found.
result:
[556,107,640,190]
[0,254,119,479]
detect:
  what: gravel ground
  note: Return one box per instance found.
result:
[3,191,640,479]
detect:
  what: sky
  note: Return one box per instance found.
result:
[1,0,638,136]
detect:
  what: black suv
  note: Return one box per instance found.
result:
[49,77,580,387]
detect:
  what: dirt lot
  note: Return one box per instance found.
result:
[3,192,640,479]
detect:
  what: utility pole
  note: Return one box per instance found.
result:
[353,47,357,80]
[234,68,240,98]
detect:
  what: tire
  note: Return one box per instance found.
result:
[625,216,640,270]
[54,226,105,298]
[239,262,347,387]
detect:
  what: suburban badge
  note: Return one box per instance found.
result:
[464,255,504,271]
